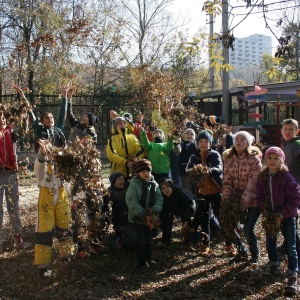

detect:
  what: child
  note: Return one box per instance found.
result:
[12,84,69,147]
[140,128,173,182]
[125,159,163,271]
[178,128,197,191]
[186,130,223,256]
[106,116,143,179]
[67,87,99,143]
[34,139,74,281]
[108,172,132,250]
[256,147,300,296]
[222,131,262,261]
[158,178,196,247]
[0,109,31,252]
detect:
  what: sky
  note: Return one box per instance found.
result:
[172,0,286,53]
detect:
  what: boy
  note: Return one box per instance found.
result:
[140,128,173,182]
[34,139,74,281]
[106,116,143,179]
[12,84,70,147]
[281,118,300,271]
[0,110,31,252]
[125,159,163,271]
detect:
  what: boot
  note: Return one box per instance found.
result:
[285,274,297,296]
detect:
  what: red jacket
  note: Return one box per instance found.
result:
[0,124,17,171]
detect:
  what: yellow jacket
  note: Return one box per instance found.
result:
[106,128,143,178]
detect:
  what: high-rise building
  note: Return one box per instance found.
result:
[229,34,272,68]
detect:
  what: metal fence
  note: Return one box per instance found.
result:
[1,93,222,149]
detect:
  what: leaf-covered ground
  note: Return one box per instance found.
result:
[0,167,299,300]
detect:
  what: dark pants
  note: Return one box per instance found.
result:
[192,193,222,246]
[169,149,181,186]
[132,223,152,267]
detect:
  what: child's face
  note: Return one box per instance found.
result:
[281,123,297,141]
[234,135,248,153]
[160,184,173,197]
[0,114,6,130]
[114,175,126,189]
[41,113,54,128]
[116,120,126,131]
[139,169,151,180]
[184,131,195,142]
[153,131,163,139]
[266,153,281,173]
[198,138,210,152]
[81,114,90,126]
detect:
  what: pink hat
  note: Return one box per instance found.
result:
[265,146,285,162]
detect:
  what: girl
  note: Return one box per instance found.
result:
[222,131,262,261]
[257,147,300,296]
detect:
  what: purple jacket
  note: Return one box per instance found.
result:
[256,171,300,219]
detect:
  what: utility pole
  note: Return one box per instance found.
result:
[222,0,230,125]
[209,13,214,91]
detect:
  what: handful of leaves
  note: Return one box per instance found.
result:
[262,198,282,237]
[188,165,208,184]
[219,191,242,238]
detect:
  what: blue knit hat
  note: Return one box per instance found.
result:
[197,130,213,144]
[109,172,124,186]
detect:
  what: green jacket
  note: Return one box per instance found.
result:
[140,130,173,174]
[125,175,163,225]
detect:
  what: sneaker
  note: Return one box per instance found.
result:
[199,245,212,257]
[13,234,32,250]
[270,265,281,275]
[146,259,157,266]
[225,244,238,257]
[285,274,298,296]
[38,267,52,283]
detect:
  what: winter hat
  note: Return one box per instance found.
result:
[197,130,213,144]
[112,117,126,130]
[109,172,124,187]
[184,128,196,137]
[134,159,152,174]
[234,131,255,146]
[86,112,99,126]
[152,129,165,140]
[158,177,173,188]
[265,147,285,162]
[205,115,221,127]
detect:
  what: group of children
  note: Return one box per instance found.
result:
[1,86,300,295]
[105,112,300,296]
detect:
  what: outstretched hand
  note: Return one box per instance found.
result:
[11,84,25,99]
[61,85,72,98]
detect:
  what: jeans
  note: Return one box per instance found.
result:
[266,217,298,274]
[243,206,261,259]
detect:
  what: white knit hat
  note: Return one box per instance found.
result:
[234,131,255,146]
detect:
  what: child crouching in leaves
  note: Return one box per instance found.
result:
[34,139,74,282]
[125,159,163,271]
[256,147,300,296]
[158,178,196,248]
